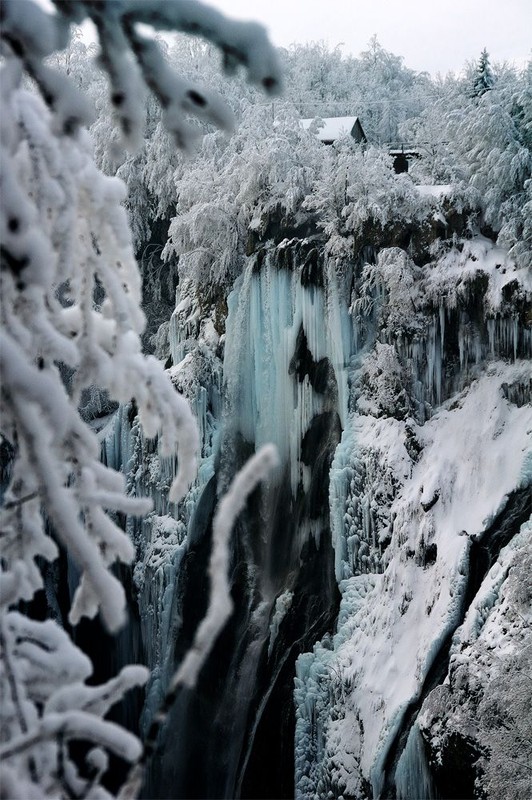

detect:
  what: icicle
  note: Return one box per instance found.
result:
[439,303,445,352]
[223,249,353,500]
[487,317,495,356]
[512,315,518,361]
[395,724,437,800]
[458,323,466,372]
[329,427,355,581]
[524,327,532,358]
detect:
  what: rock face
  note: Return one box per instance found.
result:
[292,234,531,800]
[101,191,530,799]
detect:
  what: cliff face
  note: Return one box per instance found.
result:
[102,188,531,799]
[292,230,531,800]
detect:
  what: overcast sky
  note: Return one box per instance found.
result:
[209,0,531,75]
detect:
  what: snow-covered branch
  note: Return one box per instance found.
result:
[0,1,281,796]
[1,0,282,152]
[171,442,279,689]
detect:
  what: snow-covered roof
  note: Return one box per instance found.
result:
[300,116,366,143]
[416,184,452,198]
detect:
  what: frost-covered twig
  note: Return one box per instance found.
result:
[171,443,279,688]
[1,2,281,796]
[0,619,39,783]
[1,0,282,152]
[0,711,143,763]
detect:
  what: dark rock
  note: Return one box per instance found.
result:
[501,378,531,407]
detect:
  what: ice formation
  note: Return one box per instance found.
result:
[103,199,530,799]
[223,247,352,496]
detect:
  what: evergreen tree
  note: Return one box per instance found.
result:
[473,48,495,96]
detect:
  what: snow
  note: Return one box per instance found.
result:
[296,360,532,798]
[137,152,531,797]
[1,0,69,58]
[416,184,452,197]
[0,2,284,796]
[1,711,143,763]
[134,514,187,583]
[1,3,284,792]
[422,236,532,312]
[46,665,149,718]
[4,10,527,791]
[123,0,283,94]
[330,412,412,582]
[268,590,293,659]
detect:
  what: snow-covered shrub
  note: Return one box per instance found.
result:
[358,342,412,420]
[306,145,428,246]
[0,1,280,796]
[351,247,423,339]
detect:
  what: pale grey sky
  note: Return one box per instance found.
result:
[209,0,531,75]
[37,0,531,76]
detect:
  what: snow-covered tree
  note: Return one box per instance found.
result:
[160,102,325,296]
[473,48,495,97]
[277,37,431,143]
[0,1,281,797]
[398,59,531,265]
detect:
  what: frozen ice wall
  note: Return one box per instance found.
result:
[224,243,352,497]
[100,340,222,737]
[135,237,352,799]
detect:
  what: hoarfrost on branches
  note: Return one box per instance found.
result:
[0,1,281,797]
